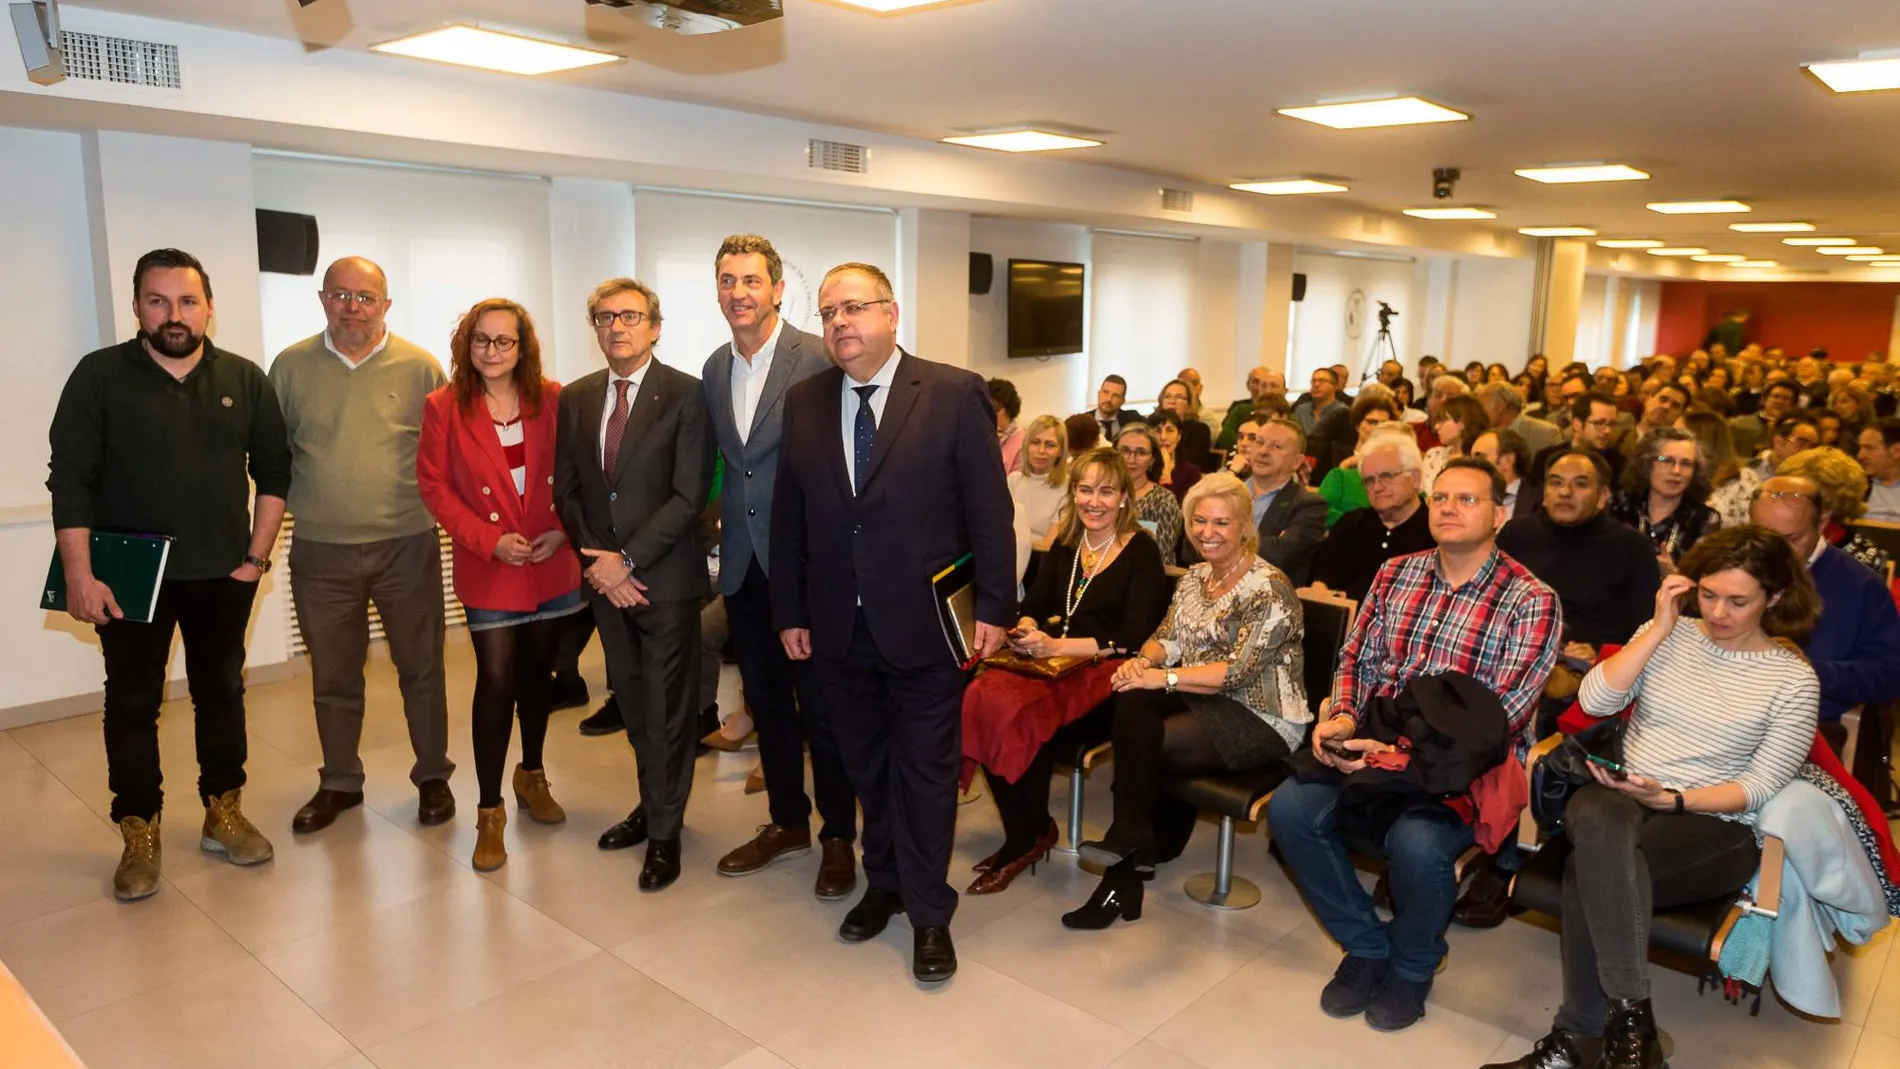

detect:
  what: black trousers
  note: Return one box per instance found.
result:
[816,610,964,927]
[725,559,856,841]
[594,595,700,840]
[1106,689,1290,862]
[97,577,257,822]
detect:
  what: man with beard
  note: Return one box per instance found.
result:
[48,248,292,900]
[268,258,457,834]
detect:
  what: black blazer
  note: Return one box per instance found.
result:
[554,360,715,604]
[1257,484,1327,586]
[771,351,1016,668]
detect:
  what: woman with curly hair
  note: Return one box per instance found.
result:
[1828,381,1879,448]
[1776,446,1894,575]
[1611,427,1721,575]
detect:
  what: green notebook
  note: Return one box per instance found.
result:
[41,532,174,624]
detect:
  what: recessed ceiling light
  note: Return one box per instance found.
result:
[1783,237,1858,246]
[1277,96,1469,130]
[1402,207,1497,220]
[1596,239,1665,249]
[1817,246,1884,255]
[370,25,620,75]
[1845,254,1898,261]
[1646,200,1752,214]
[1727,260,1780,268]
[1513,164,1649,184]
[1867,262,1900,268]
[1230,178,1350,196]
[1805,56,1900,93]
[1692,254,1746,262]
[1646,247,1709,256]
[941,130,1103,152]
[825,0,959,10]
[1730,222,1815,233]
[1518,226,1598,237]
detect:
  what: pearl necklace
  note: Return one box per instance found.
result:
[1061,529,1119,638]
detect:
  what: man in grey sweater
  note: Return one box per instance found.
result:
[268,258,456,833]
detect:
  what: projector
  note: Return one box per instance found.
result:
[586,0,782,35]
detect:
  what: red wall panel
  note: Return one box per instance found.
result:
[1654,281,1900,360]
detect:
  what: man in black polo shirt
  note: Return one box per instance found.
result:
[47,248,292,902]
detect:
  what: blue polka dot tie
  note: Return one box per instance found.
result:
[853,384,879,496]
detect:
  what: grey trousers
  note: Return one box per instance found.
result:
[289,529,453,792]
[593,594,700,840]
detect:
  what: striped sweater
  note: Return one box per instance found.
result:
[1578,618,1818,820]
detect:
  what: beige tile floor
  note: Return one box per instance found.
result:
[2,643,1898,1068]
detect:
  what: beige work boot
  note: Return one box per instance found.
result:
[114,815,162,901]
[201,788,274,865]
[472,805,508,872]
[511,764,566,825]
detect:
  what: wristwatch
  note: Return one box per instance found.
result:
[1667,788,1685,814]
[1164,669,1179,694]
[243,555,273,574]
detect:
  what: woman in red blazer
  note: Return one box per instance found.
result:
[418,297,582,872]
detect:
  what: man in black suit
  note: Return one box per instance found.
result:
[554,278,714,893]
[1072,374,1134,443]
[701,235,859,899]
[1245,417,1327,584]
[771,262,1014,983]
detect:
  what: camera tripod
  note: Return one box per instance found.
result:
[1359,324,1399,387]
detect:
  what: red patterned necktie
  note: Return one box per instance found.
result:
[603,379,630,482]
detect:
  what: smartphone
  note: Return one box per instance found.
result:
[1585,752,1628,779]
[1320,737,1356,760]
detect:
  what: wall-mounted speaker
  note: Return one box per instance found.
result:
[1291,272,1308,302]
[969,252,994,295]
[256,209,320,276]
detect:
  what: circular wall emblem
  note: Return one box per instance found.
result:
[781,260,816,333]
[1345,290,1366,341]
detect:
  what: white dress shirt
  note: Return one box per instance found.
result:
[599,359,651,468]
[841,351,901,492]
[322,328,389,370]
[729,318,784,445]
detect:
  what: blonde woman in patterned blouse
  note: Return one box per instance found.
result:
[1063,472,1308,930]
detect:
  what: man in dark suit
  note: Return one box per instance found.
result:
[1516,391,1625,520]
[771,262,1014,983]
[1245,417,1327,584]
[1072,374,1134,443]
[701,235,859,899]
[554,278,714,893]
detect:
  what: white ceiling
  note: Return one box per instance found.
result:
[70,0,1900,266]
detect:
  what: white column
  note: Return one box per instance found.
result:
[896,208,971,366]
[1259,242,1297,374]
[1533,238,1588,365]
[548,178,636,384]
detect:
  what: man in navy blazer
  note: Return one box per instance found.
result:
[771,263,1014,983]
[701,235,858,899]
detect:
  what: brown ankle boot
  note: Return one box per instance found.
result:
[201,789,273,866]
[473,806,508,872]
[512,765,566,825]
[114,815,162,901]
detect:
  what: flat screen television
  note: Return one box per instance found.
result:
[1007,258,1085,358]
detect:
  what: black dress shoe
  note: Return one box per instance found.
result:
[1452,863,1513,929]
[638,837,681,892]
[578,697,623,737]
[548,671,590,711]
[598,806,648,850]
[912,925,957,982]
[838,888,906,942]
[417,779,455,826]
[1479,1029,1598,1069]
[291,788,364,834]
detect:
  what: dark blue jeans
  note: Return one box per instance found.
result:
[1268,778,1476,983]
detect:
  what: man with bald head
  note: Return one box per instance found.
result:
[1218,365,1286,450]
[269,257,457,834]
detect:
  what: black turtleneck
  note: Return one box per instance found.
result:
[1496,509,1660,648]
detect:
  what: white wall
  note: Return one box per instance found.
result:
[549,178,638,383]
[897,208,972,369]
[1289,250,1418,389]
[967,217,1092,423]
[1446,256,1537,371]
[1574,273,1611,367]
[1091,230,1200,409]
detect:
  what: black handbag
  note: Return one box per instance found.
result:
[1531,717,1627,835]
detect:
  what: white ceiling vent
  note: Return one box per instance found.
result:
[1160,188,1194,213]
[1361,216,1385,236]
[61,31,180,88]
[808,139,867,174]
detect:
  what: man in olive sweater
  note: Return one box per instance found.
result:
[268,257,456,834]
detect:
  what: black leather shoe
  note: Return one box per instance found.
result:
[1453,863,1513,929]
[548,671,590,711]
[416,780,455,826]
[291,788,363,834]
[912,926,957,982]
[1599,998,1666,1069]
[598,806,648,851]
[838,888,906,942]
[1479,1029,1598,1069]
[638,837,681,892]
[578,697,623,737]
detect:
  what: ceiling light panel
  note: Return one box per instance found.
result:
[1783,237,1858,246]
[941,130,1102,152]
[1646,247,1709,256]
[1806,56,1900,93]
[826,0,958,10]
[1402,207,1496,220]
[1846,255,1897,261]
[1692,254,1746,262]
[1817,246,1884,255]
[1518,227,1598,237]
[1277,96,1469,129]
[370,26,620,75]
[1646,200,1752,214]
[1728,261,1780,268]
[1513,164,1650,184]
[1230,179,1350,195]
[1596,239,1665,249]
[1730,222,1815,233]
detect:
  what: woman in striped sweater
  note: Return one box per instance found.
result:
[1488,526,1819,1069]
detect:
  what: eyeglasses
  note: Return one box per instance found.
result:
[1751,489,1822,508]
[817,299,893,324]
[1362,469,1415,487]
[591,310,649,329]
[1581,417,1616,430]
[1782,436,1819,449]
[1653,455,1697,471]
[322,290,383,308]
[1428,492,1494,509]
[1119,446,1153,459]
[469,334,518,353]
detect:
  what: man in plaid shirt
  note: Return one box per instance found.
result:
[1269,457,1561,1032]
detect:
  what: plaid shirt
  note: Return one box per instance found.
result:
[1332,546,1562,749]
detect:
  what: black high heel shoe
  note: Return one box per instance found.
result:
[1062,856,1144,929]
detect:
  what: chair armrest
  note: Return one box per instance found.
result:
[1518,734,1565,853]
[1753,834,1784,919]
[1840,705,1865,771]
